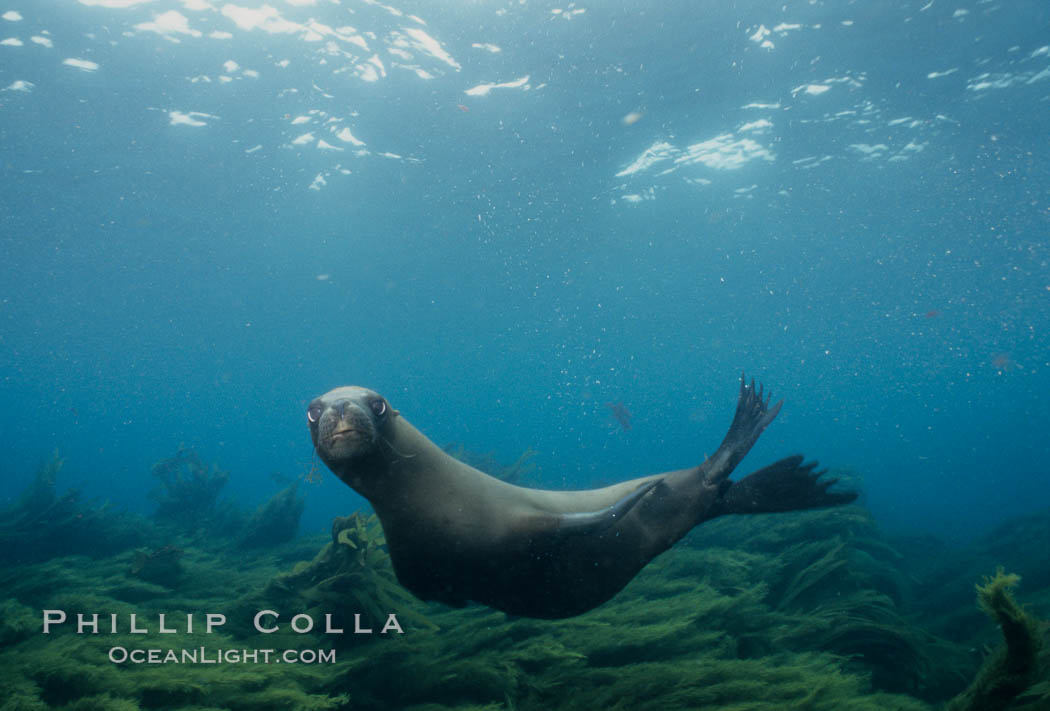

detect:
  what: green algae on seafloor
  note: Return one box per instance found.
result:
[254,511,439,638]
[0,508,939,711]
[5,455,1050,711]
[148,447,242,535]
[0,451,144,565]
[946,569,1049,711]
[238,482,307,549]
[682,505,969,699]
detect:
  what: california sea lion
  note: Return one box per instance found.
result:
[308,375,855,619]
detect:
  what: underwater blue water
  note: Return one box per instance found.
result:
[2,0,1048,544]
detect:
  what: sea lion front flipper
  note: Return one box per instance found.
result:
[551,480,660,537]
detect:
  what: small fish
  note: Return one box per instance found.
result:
[605,401,632,431]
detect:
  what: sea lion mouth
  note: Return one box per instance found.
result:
[323,426,373,448]
[326,427,364,441]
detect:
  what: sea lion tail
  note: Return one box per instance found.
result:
[716,455,858,515]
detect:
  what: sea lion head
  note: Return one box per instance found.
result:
[307,386,399,469]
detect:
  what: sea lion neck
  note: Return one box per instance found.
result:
[334,415,458,503]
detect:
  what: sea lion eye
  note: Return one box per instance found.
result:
[307,402,323,424]
[369,399,387,417]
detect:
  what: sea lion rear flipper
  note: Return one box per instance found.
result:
[552,480,660,537]
[698,373,783,487]
[717,455,858,514]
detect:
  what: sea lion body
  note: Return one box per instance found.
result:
[308,377,854,619]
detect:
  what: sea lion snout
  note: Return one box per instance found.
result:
[308,386,395,465]
[315,399,375,456]
[326,400,372,436]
